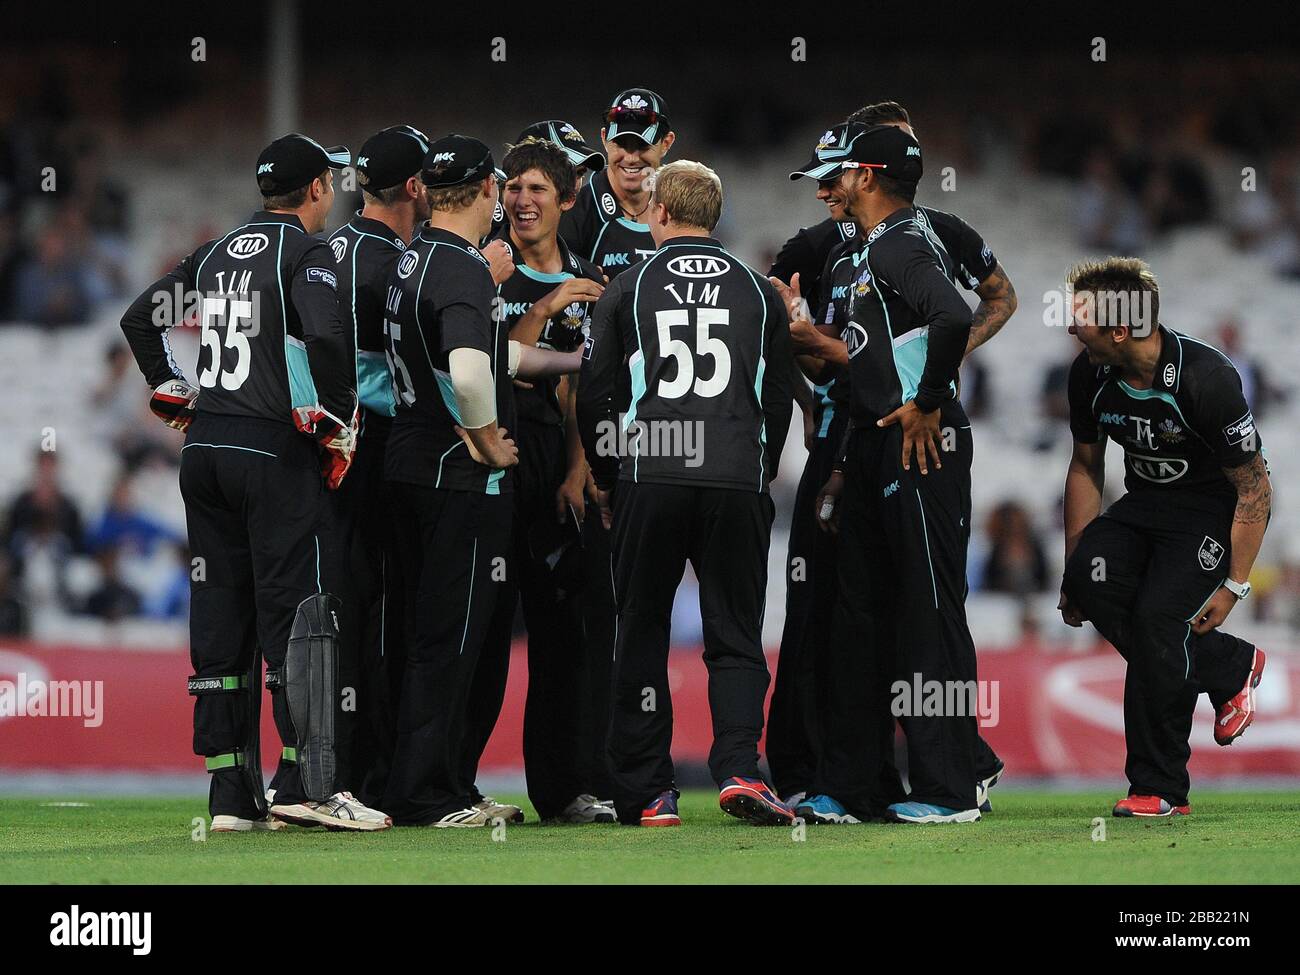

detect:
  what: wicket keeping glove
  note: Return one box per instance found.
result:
[292,402,360,490]
[150,379,199,431]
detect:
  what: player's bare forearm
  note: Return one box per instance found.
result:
[1224,454,1271,582]
[510,304,550,346]
[1063,440,1105,562]
[964,264,1017,359]
[515,343,582,379]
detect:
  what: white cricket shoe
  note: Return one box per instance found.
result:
[556,794,616,823]
[270,791,392,831]
[211,814,285,832]
[432,807,493,828]
[473,795,524,823]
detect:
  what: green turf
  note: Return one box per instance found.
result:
[1,791,1297,884]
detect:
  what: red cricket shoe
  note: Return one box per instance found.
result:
[1112,795,1190,818]
[718,776,795,826]
[1215,649,1266,746]
[640,790,681,827]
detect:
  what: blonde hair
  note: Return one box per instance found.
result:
[425,180,485,213]
[1066,256,1160,333]
[651,160,723,231]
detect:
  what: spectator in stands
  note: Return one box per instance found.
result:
[11,222,96,326]
[4,448,83,556]
[85,474,177,557]
[1077,148,1149,254]
[0,553,29,636]
[143,541,191,620]
[1036,332,1077,450]
[82,544,141,621]
[93,343,182,469]
[1216,318,1284,416]
[981,501,1049,595]
[1231,153,1300,277]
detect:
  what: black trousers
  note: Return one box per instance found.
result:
[608,481,775,822]
[463,420,590,819]
[320,413,404,808]
[816,422,982,814]
[181,414,325,815]
[579,500,618,800]
[382,483,512,825]
[767,426,842,798]
[1061,492,1254,805]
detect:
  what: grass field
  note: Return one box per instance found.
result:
[2,791,1298,884]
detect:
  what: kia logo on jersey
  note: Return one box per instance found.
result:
[667,255,731,279]
[396,250,420,279]
[1129,453,1189,483]
[227,233,270,259]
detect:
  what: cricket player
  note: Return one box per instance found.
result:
[119,133,390,831]
[787,124,984,824]
[382,135,583,827]
[323,124,430,808]
[577,161,795,827]
[768,106,1016,811]
[560,87,675,281]
[487,120,605,240]
[461,136,614,824]
[1059,258,1269,817]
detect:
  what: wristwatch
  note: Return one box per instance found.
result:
[1222,578,1252,601]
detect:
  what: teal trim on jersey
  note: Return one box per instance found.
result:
[286,337,320,408]
[627,253,663,482]
[625,352,647,430]
[435,440,464,489]
[486,469,504,495]
[1116,380,1190,427]
[314,535,322,593]
[458,538,479,656]
[616,217,650,232]
[358,350,396,416]
[435,369,465,425]
[893,329,928,404]
[915,491,940,610]
[738,259,770,491]
[589,221,612,265]
[181,443,277,458]
[193,227,241,288]
[818,399,836,439]
[515,263,573,284]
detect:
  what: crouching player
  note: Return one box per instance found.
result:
[1058,258,1270,817]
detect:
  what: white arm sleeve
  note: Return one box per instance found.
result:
[448,347,498,429]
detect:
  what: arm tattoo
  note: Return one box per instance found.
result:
[1224,454,1272,525]
[966,264,1017,356]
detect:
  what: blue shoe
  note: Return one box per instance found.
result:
[640,790,681,827]
[794,794,862,824]
[719,777,794,826]
[976,763,1005,813]
[887,801,981,824]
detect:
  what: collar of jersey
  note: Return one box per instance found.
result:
[863,206,916,244]
[348,211,405,248]
[251,210,307,232]
[417,223,477,249]
[657,236,723,251]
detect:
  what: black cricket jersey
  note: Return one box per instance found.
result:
[119,210,354,424]
[384,225,515,495]
[782,210,998,436]
[490,229,604,427]
[326,212,406,419]
[577,236,794,492]
[843,207,973,423]
[1067,326,1263,504]
[559,168,655,280]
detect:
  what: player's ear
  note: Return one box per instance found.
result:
[560,194,577,214]
[659,131,676,156]
[600,126,609,147]
[405,175,422,201]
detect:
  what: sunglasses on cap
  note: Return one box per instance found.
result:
[604,106,665,129]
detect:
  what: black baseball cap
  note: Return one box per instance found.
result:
[789,122,923,183]
[256,133,350,196]
[518,120,605,171]
[421,134,505,189]
[604,88,670,146]
[356,124,430,193]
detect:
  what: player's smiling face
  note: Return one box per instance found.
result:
[505,168,570,244]
[602,130,674,197]
[817,171,853,221]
